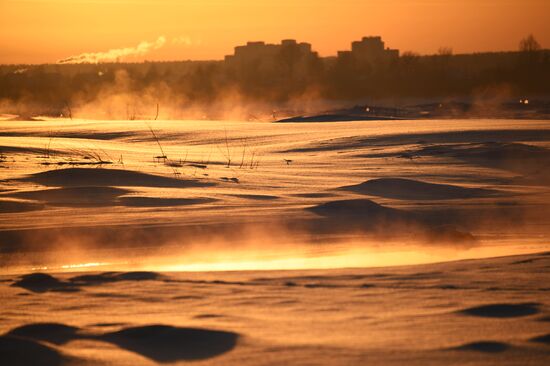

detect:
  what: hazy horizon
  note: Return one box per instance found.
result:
[1,0,549,64]
[1,2,550,365]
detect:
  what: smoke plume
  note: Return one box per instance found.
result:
[58,36,166,64]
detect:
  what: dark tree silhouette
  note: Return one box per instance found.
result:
[519,34,541,52]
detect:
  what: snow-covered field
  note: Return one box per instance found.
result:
[1,118,549,364]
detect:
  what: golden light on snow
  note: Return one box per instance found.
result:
[1,116,550,366]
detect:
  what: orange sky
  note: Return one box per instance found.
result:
[1,0,549,64]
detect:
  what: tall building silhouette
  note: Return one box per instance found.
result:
[225,40,317,67]
[338,36,399,64]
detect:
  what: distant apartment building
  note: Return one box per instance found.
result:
[338,36,399,65]
[223,39,321,94]
[224,39,318,68]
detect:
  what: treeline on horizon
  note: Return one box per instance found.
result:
[1,44,549,118]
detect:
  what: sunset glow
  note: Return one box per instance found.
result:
[1,2,550,365]
[1,0,549,64]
